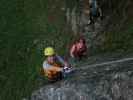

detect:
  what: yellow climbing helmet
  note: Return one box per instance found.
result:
[44,47,55,56]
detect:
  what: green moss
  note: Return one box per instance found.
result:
[0,0,74,100]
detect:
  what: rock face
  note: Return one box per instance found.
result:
[30,0,133,99]
[65,0,106,51]
[66,0,133,52]
[31,58,133,100]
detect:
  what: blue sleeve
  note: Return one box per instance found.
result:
[56,55,65,65]
[43,61,52,69]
